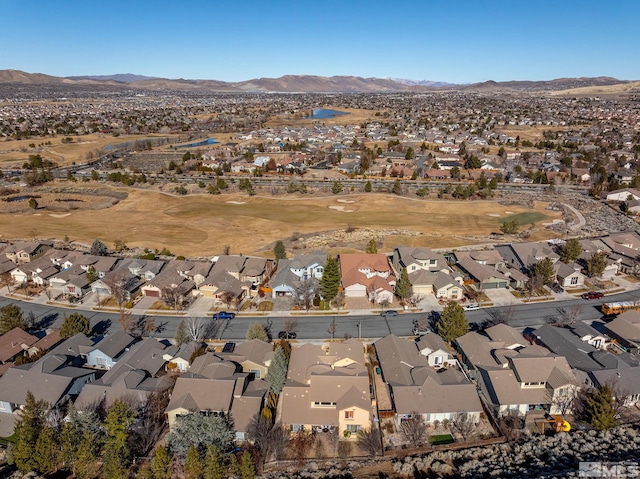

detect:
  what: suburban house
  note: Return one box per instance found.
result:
[90,267,144,302]
[10,253,59,286]
[454,253,509,290]
[554,262,585,288]
[270,259,299,298]
[0,328,38,364]
[271,253,326,299]
[84,331,137,369]
[165,353,269,441]
[374,334,482,425]
[577,239,619,280]
[216,338,274,379]
[164,341,206,373]
[4,240,53,264]
[496,241,560,273]
[392,247,463,299]
[455,324,579,416]
[605,188,640,202]
[605,309,640,354]
[0,333,98,437]
[207,255,275,297]
[599,232,640,275]
[75,338,173,409]
[339,253,395,304]
[277,340,372,437]
[289,252,327,280]
[198,263,252,306]
[48,265,92,299]
[141,262,195,299]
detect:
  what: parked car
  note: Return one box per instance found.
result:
[212,311,236,320]
[221,342,235,353]
[552,283,565,294]
[582,291,604,300]
[278,331,297,339]
[463,303,480,311]
[413,328,430,336]
[380,310,399,317]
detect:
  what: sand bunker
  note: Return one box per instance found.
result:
[505,211,514,214]
[50,213,72,218]
[337,199,355,203]
[487,213,500,217]
[543,219,565,226]
[226,201,246,205]
[329,206,354,212]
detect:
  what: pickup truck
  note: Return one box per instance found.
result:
[212,311,236,320]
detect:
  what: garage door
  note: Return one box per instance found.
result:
[144,289,160,297]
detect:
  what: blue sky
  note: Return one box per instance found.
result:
[2,0,639,83]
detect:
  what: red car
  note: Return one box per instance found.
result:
[582,291,604,300]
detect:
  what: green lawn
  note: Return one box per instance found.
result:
[499,211,548,226]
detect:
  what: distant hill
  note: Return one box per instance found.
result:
[0,69,634,94]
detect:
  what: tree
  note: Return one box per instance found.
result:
[185,445,205,479]
[265,345,288,394]
[327,318,337,339]
[13,391,49,472]
[35,425,59,474]
[365,238,378,254]
[500,219,519,234]
[114,238,128,253]
[162,285,183,310]
[450,412,479,441]
[532,257,555,286]
[486,303,517,326]
[293,279,317,312]
[175,319,189,347]
[86,265,99,284]
[0,303,27,333]
[364,180,372,192]
[246,415,288,469]
[89,238,108,256]
[239,450,255,479]
[581,385,619,430]
[28,197,38,209]
[331,181,343,194]
[398,412,429,447]
[166,413,234,459]
[273,240,286,260]
[204,445,225,479]
[59,405,103,478]
[356,424,382,456]
[559,238,582,264]
[246,322,269,342]
[395,267,411,301]
[320,256,341,302]
[60,312,92,338]
[151,445,173,479]
[102,400,136,479]
[586,251,608,278]
[182,316,213,342]
[436,302,468,343]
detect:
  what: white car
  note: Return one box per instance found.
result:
[463,303,479,311]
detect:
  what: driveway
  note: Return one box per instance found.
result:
[483,288,523,307]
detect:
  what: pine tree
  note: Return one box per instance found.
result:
[320,256,341,302]
[74,433,100,479]
[89,238,108,256]
[583,385,619,430]
[265,345,288,394]
[436,302,469,343]
[239,451,256,479]
[395,267,411,300]
[586,251,608,278]
[366,238,378,254]
[13,391,49,472]
[0,304,27,334]
[60,312,92,338]
[559,238,582,263]
[204,445,225,479]
[364,180,372,192]
[533,257,555,286]
[151,444,173,479]
[102,400,136,479]
[273,240,286,260]
[35,425,59,474]
[246,322,269,342]
[175,319,189,347]
[185,445,205,479]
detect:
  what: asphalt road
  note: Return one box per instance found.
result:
[1,290,635,342]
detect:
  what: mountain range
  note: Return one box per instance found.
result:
[0,69,632,94]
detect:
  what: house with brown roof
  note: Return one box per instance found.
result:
[0,328,38,364]
[605,309,640,354]
[456,324,578,416]
[339,253,395,304]
[374,334,482,425]
[392,247,462,299]
[165,353,269,441]
[277,340,372,437]
[4,240,53,264]
[217,338,273,379]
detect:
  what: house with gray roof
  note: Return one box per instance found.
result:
[85,331,136,369]
[374,334,481,425]
[216,338,274,379]
[4,240,53,264]
[605,309,640,354]
[496,241,560,273]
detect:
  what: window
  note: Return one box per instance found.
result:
[346,424,361,433]
[411,266,416,271]
[250,369,261,378]
[434,355,443,366]
[571,276,578,285]
[291,424,304,432]
[429,259,436,265]
[344,410,354,420]
[96,357,107,367]
[313,401,336,408]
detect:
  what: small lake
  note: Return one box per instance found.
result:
[175,138,219,149]
[303,109,349,119]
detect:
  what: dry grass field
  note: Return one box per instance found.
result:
[266,107,380,128]
[0,186,563,256]
[0,133,181,168]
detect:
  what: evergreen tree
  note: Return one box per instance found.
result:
[331,181,343,194]
[175,319,189,347]
[13,391,49,472]
[102,400,136,479]
[395,267,412,300]
[392,179,402,195]
[89,238,108,256]
[166,413,234,459]
[586,251,608,278]
[185,445,205,479]
[365,238,378,254]
[583,385,619,430]
[436,302,468,343]
[204,445,225,479]
[246,322,269,342]
[86,265,99,283]
[239,450,256,479]
[320,256,341,302]
[265,345,288,394]
[60,312,92,338]
[559,238,583,264]
[151,444,173,479]
[59,405,102,478]
[35,425,59,474]
[533,257,556,286]
[364,180,372,192]
[0,304,26,334]
[273,240,286,260]
[74,433,100,479]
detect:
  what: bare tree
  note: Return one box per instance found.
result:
[326,427,340,457]
[118,307,137,335]
[327,318,337,339]
[398,412,429,447]
[333,291,346,310]
[486,303,517,326]
[161,286,182,310]
[103,271,131,308]
[293,278,317,312]
[283,317,298,335]
[356,423,382,456]
[246,415,289,470]
[498,410,525,441]
[551,304,583,327]
[450,412,479,441]
[183,316,213,342]
[221,290,236,309]
[1,272,14,293]
[289,430,316,468]
[408,292,425,308]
